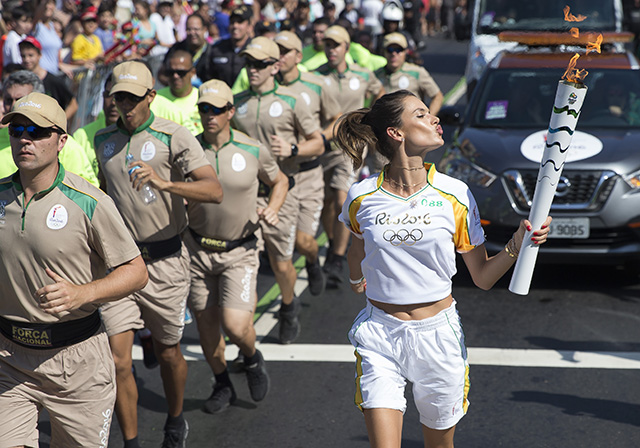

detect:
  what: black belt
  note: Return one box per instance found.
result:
[298,159,321,172]
[0,312,101,350]
[137,235,182,262]
[189,228,257,252]
[258,176,295,197]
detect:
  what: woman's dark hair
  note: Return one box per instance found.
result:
[334,90,417,170]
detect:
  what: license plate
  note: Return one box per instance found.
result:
[548,217,590,239]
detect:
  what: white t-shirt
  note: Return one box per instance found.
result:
[339,163,486,305]
[3,31,25,66]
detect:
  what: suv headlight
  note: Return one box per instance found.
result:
[623,169,640,191]
[443,158,497,188]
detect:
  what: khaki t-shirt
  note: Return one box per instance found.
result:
[314,62,383,114]
[0,166,140,323]
[232,83,319,176]
[374,62,440,100]
[188,129,280,241]
[95,113,211,242]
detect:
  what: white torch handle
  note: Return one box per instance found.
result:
[509,81,588,295]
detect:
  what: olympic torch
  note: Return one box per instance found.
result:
[508,78,587,295]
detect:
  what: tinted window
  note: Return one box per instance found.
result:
[478,0,617,33]
[472,68,640,129]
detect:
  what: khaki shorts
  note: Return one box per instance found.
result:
[293,165,324,237]
[322,150,360,193]
[184,229,259,313]
[0,330,115,448]
[257,192,298,262]
[100,243,190,346]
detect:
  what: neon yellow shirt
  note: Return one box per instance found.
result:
[301,43,385,72]
[0,127,99,187]
[156,87,202,135]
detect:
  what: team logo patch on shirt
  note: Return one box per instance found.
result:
[301,92,311,105]
[269,101,283,117]
[46,204,68,230]
[103,142,116,158]
[398,75,410,90]
[141,141,156,161]
[349,77,360,91]
[237,103,249,116]
[232,152,247,172]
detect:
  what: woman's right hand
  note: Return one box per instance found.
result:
[350,278,366,294]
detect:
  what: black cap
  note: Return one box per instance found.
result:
[231,5,253,22]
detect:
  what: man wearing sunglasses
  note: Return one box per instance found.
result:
[0,92,148,447]
[0,70,99,187]
[313,25,385,289]
[275,30,344,297]
[157,50,202,136]
[233,36,325,344]
[186,79,288,413]
[94,61,222,448]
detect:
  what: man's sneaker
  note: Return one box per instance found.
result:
[322,249,335,273]
[278,297,301,344]
[227,350,245,373]
[139,332,158,369]
[245,350,270,402]
[325,256,344,289]
[306,259,326,296]
[161,420,189,448]
[203,383,236,414]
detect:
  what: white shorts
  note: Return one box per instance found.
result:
[348,300,470,430]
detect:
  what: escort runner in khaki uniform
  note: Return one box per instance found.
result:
[372,32,444,172]
[0,92,147,448]
[232,36,325,344]
[94,61,222,448]
[313,25,384,288]
[275,30,343,297]
[187,80,289,413]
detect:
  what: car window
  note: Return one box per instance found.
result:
[472,68,640,129]
[478,0,617,33]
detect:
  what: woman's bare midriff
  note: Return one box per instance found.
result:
[369,294,454,321]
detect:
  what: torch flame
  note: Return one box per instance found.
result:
[562,53,588,83]
[570,27,579,38]
[563,5,587,22]
[586,33,603,54]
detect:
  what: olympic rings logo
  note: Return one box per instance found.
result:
[383,229,423,246]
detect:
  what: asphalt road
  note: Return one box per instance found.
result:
[36,34,640,448]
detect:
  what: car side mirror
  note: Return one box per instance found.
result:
[438,105,464,126]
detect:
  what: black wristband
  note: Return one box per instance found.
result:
[289,143,299,158]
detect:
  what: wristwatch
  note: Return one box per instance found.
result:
[289,143,299,158]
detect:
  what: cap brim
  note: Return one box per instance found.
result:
[197,96,231,107]
[110,83,149,97]
[240,48,272,61]
[1,110,58,129]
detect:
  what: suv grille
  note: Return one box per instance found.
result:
[503,169,617,211]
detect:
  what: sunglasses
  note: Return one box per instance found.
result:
[386,46,405,54]
[9,124,62,140]
[198,104,230,115]
[166,68,191,77]
[113,91,149,104]
[245,59,275,70]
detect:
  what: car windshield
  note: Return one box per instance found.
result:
[478,0,616,33]
[471,68,640,129]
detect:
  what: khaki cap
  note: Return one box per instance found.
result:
[383,32,408,50]
[198,80,234,107]
[240,37,280,61]
[275,31,302,53]
[110,61,154,97]
[1,92,67,133]
[323,25,350,45]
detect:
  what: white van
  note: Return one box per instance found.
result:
[464,0,625,95]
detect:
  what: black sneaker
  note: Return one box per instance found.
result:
[139,333,158,369]
[325,256,344,289]
[306,258,326,296]
[161,420,188,448]
[322,249,334,273]
[245,350,270,402]
[278,297,301,344]
[203,382,236,414]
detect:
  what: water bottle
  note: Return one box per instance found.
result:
[126,153,157,205]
